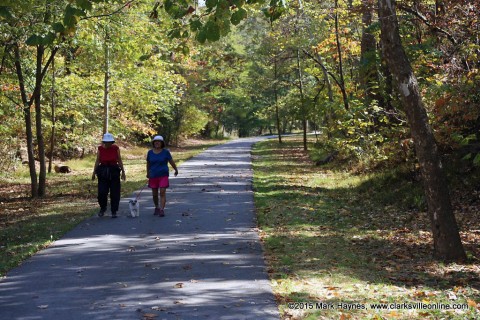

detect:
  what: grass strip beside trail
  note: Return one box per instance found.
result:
[252,137,480,320]
[0,139,225,276]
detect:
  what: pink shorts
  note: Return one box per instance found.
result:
[148,176,169,189]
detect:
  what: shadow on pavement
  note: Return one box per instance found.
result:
[0,138,279,320]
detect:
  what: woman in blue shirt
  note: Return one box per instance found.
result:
[146,135,178,216]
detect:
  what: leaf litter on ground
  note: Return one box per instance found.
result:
[253,137,480,320]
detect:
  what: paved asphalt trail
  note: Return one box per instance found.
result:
[0,137,279,320]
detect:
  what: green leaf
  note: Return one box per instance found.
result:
[63,4,86,28]
[231,8,247,25]
[473,153,480,167]
[63,13,78,28]
[164,0,174,13]
[139,54,152,61]
[190,19,202,32]
[181,45,190,55]
[167,29,181,39]
[261,7,269,18]
[164,0,192,19]
[205,0,218,9]
[26,35,42,46]
[0,6,13,20]
[220,17,231,36]
[76,0,93,11]
[173,7,188,18]
[205,21,220,42]
[52,22,66,33]
[43,32,55,45]
[232,0,246,7]
[262,1,285,22]
[196,29,207,44]
[26,33,56,46]
[270,7,285,21]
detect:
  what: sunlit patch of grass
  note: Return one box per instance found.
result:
[8,166,32,181]
[0,204,94,274]
[122,145,149,159]
[64,154,96,169]
[253,136,480,320]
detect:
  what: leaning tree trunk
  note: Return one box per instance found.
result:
[377,0,466,261]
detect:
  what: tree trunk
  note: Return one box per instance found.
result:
[301,2,335,139]
[302,50,335,139]
[379,48,395,120]
[274,56,282,144]
[103,28,110,134]
[48,58,56,173]
[14,44,37,198]
[35,45,47,197]
[360,0,384,110]
[296,49,307,151]
[334,0,349,110]
[377,0,466,262]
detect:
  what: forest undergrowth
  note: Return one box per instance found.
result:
[253,136,480,320]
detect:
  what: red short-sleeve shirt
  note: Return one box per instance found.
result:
[98,145,119,166]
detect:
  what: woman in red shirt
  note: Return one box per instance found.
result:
[92,133,126,218]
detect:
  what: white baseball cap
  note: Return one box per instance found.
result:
[152,135,164,142]
[102,133,115,142]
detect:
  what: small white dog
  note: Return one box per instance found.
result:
[128,199,140,218]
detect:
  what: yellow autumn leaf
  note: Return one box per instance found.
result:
[413,291,426,297]
[387,311,400,318]
[467,299,478,308]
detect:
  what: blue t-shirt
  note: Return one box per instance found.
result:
[147,149,172,178]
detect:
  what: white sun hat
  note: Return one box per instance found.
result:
[152,135,164,142]
[102,133,115,142]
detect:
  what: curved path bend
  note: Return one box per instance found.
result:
[0,137,279,320]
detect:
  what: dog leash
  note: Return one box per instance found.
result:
[134,183,149,201]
